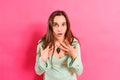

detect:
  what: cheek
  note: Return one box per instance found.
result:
[52,28,57,34]
[64,26,67,33]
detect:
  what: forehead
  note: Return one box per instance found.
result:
[53,15,66,23]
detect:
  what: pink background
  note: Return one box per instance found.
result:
[0,0,120,80]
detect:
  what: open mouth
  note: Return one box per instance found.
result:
[57,33,62,36]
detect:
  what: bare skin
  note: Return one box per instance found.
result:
[40,15,77,63]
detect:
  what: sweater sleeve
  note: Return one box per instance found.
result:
[34,40,51,75]
[67,39,83,75]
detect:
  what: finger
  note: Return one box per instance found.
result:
[48,46,54,56]
[48,49,53,56]
[64,40,71,47]
[60,42,70,49]
[64,39,69,44]
[60,45,69,52]
[48,45,53,52]
[45,45,50,50]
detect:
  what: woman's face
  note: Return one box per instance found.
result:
[52,15,67,41]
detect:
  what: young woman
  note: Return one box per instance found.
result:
[35,10,83,80]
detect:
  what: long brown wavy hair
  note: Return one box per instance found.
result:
[41,10,75,49]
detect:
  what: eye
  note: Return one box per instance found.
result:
[62,22,66,26]
[53,22,58,27]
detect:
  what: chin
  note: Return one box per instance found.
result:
[57,36,64,40]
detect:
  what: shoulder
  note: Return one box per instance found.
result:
[72,38,80,47]
[72,38,79,44]
[37,39,44,46]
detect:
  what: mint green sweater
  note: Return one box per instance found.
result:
[35,38,83,80]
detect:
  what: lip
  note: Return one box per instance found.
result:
[57,33,63,36]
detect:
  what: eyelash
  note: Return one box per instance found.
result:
[62,23,66,26]
[53,23,66,27]
[53,23,58,26]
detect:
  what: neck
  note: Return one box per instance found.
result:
[56,38,64,43]
[54,36,65,42]
[54,38,64,47]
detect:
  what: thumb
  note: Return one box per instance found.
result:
[48,46,53,56]
[45,45,50,51]
[40,46,43,52]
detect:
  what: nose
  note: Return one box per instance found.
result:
[58,26,62,31]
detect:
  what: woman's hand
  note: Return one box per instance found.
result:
[60,40,77,60]
[40,45,53,63]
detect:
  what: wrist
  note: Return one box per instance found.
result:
[71,53,77,61]
[41,56,47,63]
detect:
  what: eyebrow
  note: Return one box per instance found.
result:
[53,22,66,23]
